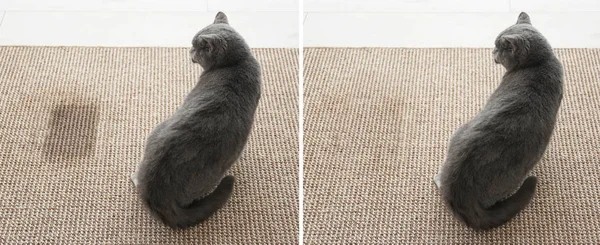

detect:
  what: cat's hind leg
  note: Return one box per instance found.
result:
[434,173,442,188]
[130,171,139,187]
[434,167,444,189]
[131,160,147,187]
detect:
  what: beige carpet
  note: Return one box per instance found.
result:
[0,47,298,244]
[304,48,600,244]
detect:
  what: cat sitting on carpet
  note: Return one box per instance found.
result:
[434,12,563,230]
[130,12,261,228]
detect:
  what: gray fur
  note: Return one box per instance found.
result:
[131,12,261,228]
[434,12,563,230]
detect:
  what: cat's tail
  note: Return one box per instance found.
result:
[451,176,537,230]
[174,175,235,228]
[147,175,235,229]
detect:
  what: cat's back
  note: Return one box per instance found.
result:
[167,57,261,144]
[195,59,261,123]
[458,56,564,159]
[202,57,261,98]
[498,56,563,112]
[511,55,562,86]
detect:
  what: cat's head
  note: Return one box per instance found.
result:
[190,12,251,70]
[492,12,553,71]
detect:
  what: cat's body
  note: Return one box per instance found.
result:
[131,12,261,228]
[434,12,563,230]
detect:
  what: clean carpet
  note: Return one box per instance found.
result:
[304,48,600,244]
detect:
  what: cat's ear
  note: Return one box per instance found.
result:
[501,34,529,54]
[198,34,226,53]
[516,12,531,25]
[214,11,229,24]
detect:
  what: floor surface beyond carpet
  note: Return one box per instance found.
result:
[304,48,600,244]
[0,47,298,244]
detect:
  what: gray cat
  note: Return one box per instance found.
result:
[434,12,563,230]
[130,12,261,228]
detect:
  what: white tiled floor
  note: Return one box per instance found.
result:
[0,11,298,47]
[0,0,208,11]
[207,0,297,12]
[304,0,600,48]
[1,1,598,48]
[305,0,511,13]
[0,0,299,47]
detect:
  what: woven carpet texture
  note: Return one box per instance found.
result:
[0,47,298,244]
[304,48,600,244]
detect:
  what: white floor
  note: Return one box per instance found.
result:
[0,0,299,48]
[0,1,598,48]
[304,0,600,48]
